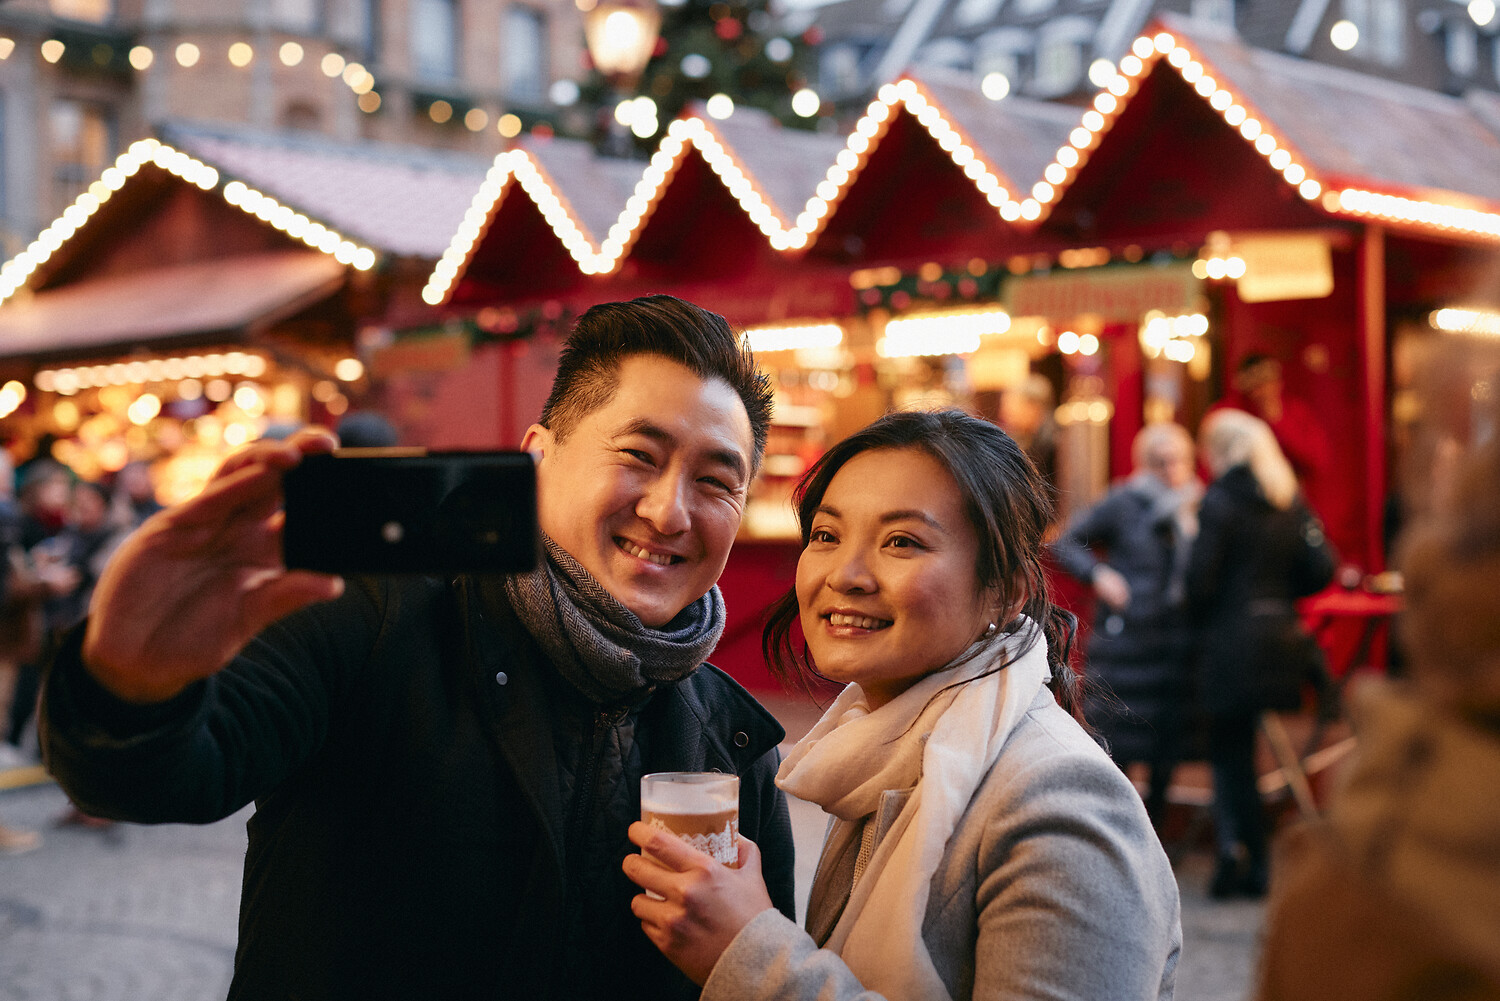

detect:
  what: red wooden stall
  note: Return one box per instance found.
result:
[426,18,1500,688]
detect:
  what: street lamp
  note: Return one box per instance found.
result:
[580,0,661,154]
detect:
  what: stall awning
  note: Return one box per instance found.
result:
[0,250,346,361]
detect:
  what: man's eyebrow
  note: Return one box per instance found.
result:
[813,504,946,532]
[616,418,748,480]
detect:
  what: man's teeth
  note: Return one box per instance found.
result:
[620,540,674,566]
[828,613,890,630]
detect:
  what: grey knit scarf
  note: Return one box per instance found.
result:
[1126,469,1202,606]
[500,533,726,703]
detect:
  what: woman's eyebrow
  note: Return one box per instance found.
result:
[879,509,946,532]
[814,503,944,532]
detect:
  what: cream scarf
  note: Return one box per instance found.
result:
[776,623,1052,1000]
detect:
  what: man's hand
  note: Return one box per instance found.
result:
[81,429,344,704]
[1092,564,1130,611]
[622,820,775,986]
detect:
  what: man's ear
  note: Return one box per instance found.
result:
[519,424,551,462]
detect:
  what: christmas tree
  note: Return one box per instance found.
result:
[578,0,824,147]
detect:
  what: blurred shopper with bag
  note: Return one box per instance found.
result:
[1187,409,1336,899]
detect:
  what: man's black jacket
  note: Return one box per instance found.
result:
[41,575,795,1000]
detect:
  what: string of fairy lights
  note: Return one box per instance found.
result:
[0,137,376,309]
[426,26,1500,313]
[2,30,802,135]
[8,25,1500,366]
[1,33,384,110]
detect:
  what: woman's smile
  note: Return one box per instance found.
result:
[796,447,996,708]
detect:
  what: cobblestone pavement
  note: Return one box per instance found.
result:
[1,781,244,1001]
[1,746,1265,1001]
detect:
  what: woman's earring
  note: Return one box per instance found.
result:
[983,621,998,638]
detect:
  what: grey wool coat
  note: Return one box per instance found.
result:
[703,689,1181,1001]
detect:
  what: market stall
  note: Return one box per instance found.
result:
[429,19,1500,683]
[0,125,493,497]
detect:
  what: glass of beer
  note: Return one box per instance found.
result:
[640,771,740,869]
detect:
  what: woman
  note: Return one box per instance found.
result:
[1187,409,1336,899]
[1053,422,1201,829]
[622,409,1181,1000]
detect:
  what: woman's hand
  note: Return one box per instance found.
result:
[622,820,776,986]
[81,428,344,704]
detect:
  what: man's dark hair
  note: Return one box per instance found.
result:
[539,295,774,472]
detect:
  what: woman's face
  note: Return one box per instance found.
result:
[796,447,997,709]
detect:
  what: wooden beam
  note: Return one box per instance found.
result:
[1359,224,1387,572]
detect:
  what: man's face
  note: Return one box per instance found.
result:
[1145,440,1195,490]
[523,354,755,628]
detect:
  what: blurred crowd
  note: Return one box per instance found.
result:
[0,447,163,851]
[1054,404,1339,901]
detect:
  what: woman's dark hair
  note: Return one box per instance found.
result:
[761,408,1087,725]
[539,294,774,474]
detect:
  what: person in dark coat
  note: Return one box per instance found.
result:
[39,295,796,1001]
[1187,409,1336,900]
[1053,422,1201,829]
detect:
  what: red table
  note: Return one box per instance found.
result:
[1298,588,1403,680]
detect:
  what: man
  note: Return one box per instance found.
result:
[1051,423,1201,831]
[1215,353,1330,492]
[40,295,794,1000]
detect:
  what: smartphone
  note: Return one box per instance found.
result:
[282,449,538,575]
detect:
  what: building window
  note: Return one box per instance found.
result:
[0,94,7,233]
[1032,37,1079,93]
[50,99,114,212]
[1370,0,1403,63]
[916,37,972,71]
[975,26,1029,82]
[281,100,323,131]
[821,43,863,97]
[1341,0,1370,50]
[364,0,383,63]
[953,0,1005,29]
[271,0,321,32]
[1190,0,1235,28]
[502,5,547,105]
[1447,22,1478,77]
[411,0,458,82]
[49,0,112,23]
[1031,18,1090,95]
[1014,0,1057,18]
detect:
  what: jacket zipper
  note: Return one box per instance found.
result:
[564,704,630,909]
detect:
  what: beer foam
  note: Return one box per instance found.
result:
[641,783,737,815]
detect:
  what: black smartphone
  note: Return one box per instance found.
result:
[282,449,538,575]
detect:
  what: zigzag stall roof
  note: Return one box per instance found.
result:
[917,75,1081,197]
[437,80,1082,309]
[801,76,1078,265]
[442,134,644,306]
[1177,21,1500,206]
[693,106,850,234]
[162,122,496,259]
[1035,16,1500,246]
[0,126,498,361]
[443,117,848,308]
